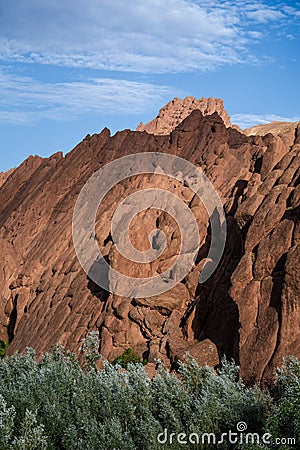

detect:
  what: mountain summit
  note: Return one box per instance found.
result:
[136,96,232,134]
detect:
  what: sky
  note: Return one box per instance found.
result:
[0,0,299,171]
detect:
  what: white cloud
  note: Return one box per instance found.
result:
[248,31,263,39]
[0,1,298,126]
[245,9,286,23]
[231,113,300,129]
[0,70,176,124]
[283,5,300,17]
[0,0,295,73]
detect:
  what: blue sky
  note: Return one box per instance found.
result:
[0,0,299,171]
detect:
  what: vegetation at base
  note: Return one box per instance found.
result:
[0,332,298,449]
[112,348,144,368]
[0,340,9,359]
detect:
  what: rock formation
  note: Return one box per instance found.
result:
[0,168,15,188]
[0,104,299,384]
[136,96,232,134]
[245,120,300,138]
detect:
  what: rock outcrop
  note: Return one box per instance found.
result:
[136,96,232,134]
[245,120,300,138]
[0,106,299,384]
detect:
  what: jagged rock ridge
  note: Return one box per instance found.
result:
[0,107,299,384]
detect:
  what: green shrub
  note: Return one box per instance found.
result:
[0,334,298,449]
[266,356,300,444]
[0,340,9,359]
[0,394,16,449]
[112,348,143,368]
[80,331,102,370]
[12,409,48,450]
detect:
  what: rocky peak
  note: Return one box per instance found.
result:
[136,96,232,134]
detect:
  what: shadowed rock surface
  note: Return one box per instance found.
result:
[0,106,299,383]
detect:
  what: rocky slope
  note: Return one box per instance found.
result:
[0,106,299,383]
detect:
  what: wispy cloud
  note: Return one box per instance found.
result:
[0,70,176,124]
[0,0,297,73]
[231,113,300,129]
[0,1,299,126]
[245,9,286,23]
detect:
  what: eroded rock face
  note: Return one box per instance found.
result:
[136,96,232,134]
[0,108,299,383]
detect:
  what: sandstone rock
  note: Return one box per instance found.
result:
[135,283,190,315]
[136,96,232,134]
[144,362,157,379]
[245,120,300,144]
[188,339,219,367]
[0,100,299,384]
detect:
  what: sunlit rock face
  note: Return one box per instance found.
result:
[136,96,232,134]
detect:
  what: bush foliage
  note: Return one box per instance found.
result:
[0,340,9,359]
[0,333,299,449]
[112,348,144,368]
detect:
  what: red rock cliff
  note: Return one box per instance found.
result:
[0,109,299,383]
